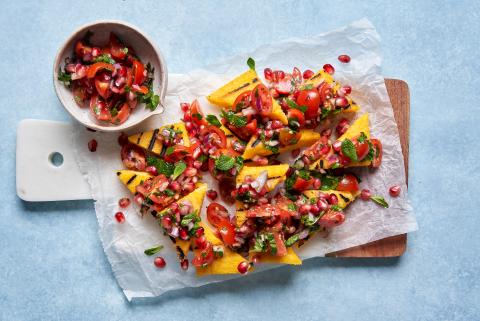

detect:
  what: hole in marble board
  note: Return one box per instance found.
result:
[49,152,64,167]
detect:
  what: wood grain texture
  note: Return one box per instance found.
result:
[326,79,410,258]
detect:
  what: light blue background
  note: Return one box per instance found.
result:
[1,1,479,320]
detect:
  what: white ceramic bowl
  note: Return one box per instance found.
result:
[53,20,168,132]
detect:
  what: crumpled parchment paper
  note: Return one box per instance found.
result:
[73,18,417,301]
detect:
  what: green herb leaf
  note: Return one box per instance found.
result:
[181,211,200,226]
[287,203,297,211]
[358,132,367,143]
[298,169,311,180]
[147,156,174,177]
[144,245,164,256]
[247,57,255,71]
[221,110,247,128]
[267,233,277,255]
[301,84,314,90]
[330,205,344,211]
[371,195,389,208]
[57,68,72,86]
[320,175,339,191]
[341,139,358,162]
[215,155,235,171]
[286,99,307,113]
[165,146,175,156]
[285,234,300,247]
[320,107,331,120]
[206,114,222,127]
[93,54,116,64]
[172,161,187,180]
[235,156,244,171]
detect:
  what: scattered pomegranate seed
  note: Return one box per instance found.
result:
[134,194,144,205]
[335,97,349,108]
[118,132,129,146]
[114,212,125,223]
[274,70,285,81]
[154,256,166,268]
[146,165,158,176]
[264,68,273,81]
[389,185,401,197]
[336,118,350,136]
[333,140,342,152]
[88,139,97,152]
[179,228,188,240]
[317,199,329,211]
[299,204,312,214]
[118,197,130,208]
[312,178,322,189]
[237,261,250,274]
[195,226,205,238]
[180,259,189,270]
[303,69,314,79]
[338,54,351,63]
[360,189,372,201]
[86,127,96,132]
[180,103,189,112]
[194,235,208,250]
[161,216,173,230]
[291,148,301,158]
[323,64,335,75]
[339,85,352,96]
[310,205,320,214]
[207,189,218,201]
[328,194,338,205]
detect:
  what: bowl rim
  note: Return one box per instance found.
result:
[53,19,168,132]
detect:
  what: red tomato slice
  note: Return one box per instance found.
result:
[336,174,359,193]
[228,119,257,142]
[94,77,111,100]
[87,62,115,79]
[111,103,130,125]
[192,243,214,267]
[251,84,273,116]
[370,139,383,168]
[75,41,92,59]
[109,33,127,60]
[132,60,145,85]
[232,90,252,112]
[287,108,305,127]
[200,126,227,149]
[89,95,111,121]
[319,210,345,227]
[164,145,191,163]
[355,139,370,161]
[292,177,311,191]
[296,89,320,119]
[206,203,230,228]
[218,220,236,245]
[189,100,208,126]
[317,82,332,105]
[247,203,277,218]
[272,232,287,256]
[121,143,146,171]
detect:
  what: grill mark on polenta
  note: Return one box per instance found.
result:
[160,144,167,157]
[252,137,262,147]
[148,128,159,151]
[309,72,323,82]
[226,77,258,96]
[136,132,143,145]
[340,194,350,203]
[126,174,137,185]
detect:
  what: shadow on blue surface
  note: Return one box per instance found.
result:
[20,199,93,213]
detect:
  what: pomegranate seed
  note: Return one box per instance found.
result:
[195,226,205,237]
[310,205,320,214]
[335,97,349,108]
[194,235,208,250]
[134,194,144,205]
[291,148,301,158]
[338,54,351,63]
[185,121,193,132]
[264,68,273,81]
[183,113,192,122]
[91,47,101,57]
[328,194,338,205]
[184,167,197,177]
[389,185,401,197]
[271,120,283,129]
[161,216,173,230]
[180,103,189,112]
[274,70,285,80]
[250,255,260,266]
[88,139,97,152]
[118,197,130,208]
[336,118,350,136]
[303,69,314,79]
[170,181,181,192]
[237,261,250,274]
[146,166,158,176]
[339,85,352,96]
[252,155,269,166]
[207,189,218,200]
[317,199,329,211]
[317,192,329,200]
[154,256,166,268]
[360,189,371,201]
[312,178,322,189]
[179,228,188,240]
[193,160,203,169]
[333,141,342,152]
[114,212,125,223]
[118,132,129,146]
[180,259,189,270]
[299,204,311,214]
[323,64,335,75]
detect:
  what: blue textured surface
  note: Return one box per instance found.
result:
[1,1,479,320]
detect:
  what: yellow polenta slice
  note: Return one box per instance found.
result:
[128,122,190,155]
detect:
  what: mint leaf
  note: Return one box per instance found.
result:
[147,156,174,177]
[341,139,357,162]
[215,155,235,171]
[247,57,255,71]
[371,195,389,208]
[285,234,299,247]
[93,54,115,64]
[165,146,175,156]
[358,132,367,143]
[221,110,247,128]
[330,205,343,211]
[206,114,222,127]
[171,161,186,180]
[57,68,71,86]
[320,175,339,191]
[287,203,297,211]
[286,99,307,113]
[144,245,164,256]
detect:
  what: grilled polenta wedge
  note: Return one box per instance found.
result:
[127,122,190,155]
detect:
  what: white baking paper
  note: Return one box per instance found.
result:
[73,18,417,300]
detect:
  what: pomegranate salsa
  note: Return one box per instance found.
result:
[58,31,160,125]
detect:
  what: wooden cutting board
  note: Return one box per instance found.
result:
[327,79,410,257]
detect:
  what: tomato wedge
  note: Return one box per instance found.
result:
[218,220,236,245]
[192,243,215,267]
[200,126,227,149]
[251,84,273,116]
[355,139,370,161]
[232,90,252,112]
[296,89,320,119]
[132,60,145,85]
[89,95,111,121]
[189,99,208,126]
[287,108,305,127]
[272,231,287,256]
[75,40,92,59]
[109,33,127,60]
[319,210,345,227]
[292,176,311,191]
[317,82,332,105]
[111,103,131,125]
[94,77,111,100]
[121,143,146,171]
[370,139,383,168]
[87,62,115,79]
[336,174,359,193]
[206,203,230,228]
[164,145,191,163]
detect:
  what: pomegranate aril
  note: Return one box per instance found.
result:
[339,85,352,96]
[274,70,285,81]
[338,54,351,63]
[312,178,322,189]
[323,64,335,75]
[180,102,189,112]
[389,185,401,197]
[360,189,372,201]
[328,194,338,205]
[264,68,273,81]
[146,166,158,176]
[180,259,189,271]
[303,69,314,79]
[115,212,125,223]
[118,132,129,146]
[237,261,250,274]
[317,199,329,211]
[336,118,350,136]
[194,236,208,250]
[161,216,173,230]
[299,204,311,214]
[333,141,342,152]
[195,226,205,237]
[118,197,130,208]
[88,139,97,152]
[154,256,166,268]
[179,228,188,240]
[335,97,349,108]
[207,189,218,201]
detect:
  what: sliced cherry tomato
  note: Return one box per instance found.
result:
[125,67,134,87]
[318,210,345,227]
[370,139,383,168]
[87,62,115,79]
[111,103,130,125]
[251,84,273,116]
[279,129,302,146]
[336,174,359,193]
[189,99,208,126]
[296,89,320,119]
[355,139,370,161]
[218,220,236,245]
[89,95,111,121]
[274,74,293,95]
[94,77,111,100]
[200,126,227,149]
[228,119,257,141]
[232,90,252,112]
[287,108,305,127]
[72,83,88,107]
[245,119,258,136]
[192,243,214,267]
[132,60,145,85]
[247,203,277,218]
[109,33,127,60]
[206,203,230,228]
[317,82,332,105]
[218,178,236,204]
[292,176,311,191]
[164,145,191,163]
[272,232,287,256]
[75,41,92,59]
[121,143,146,171]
